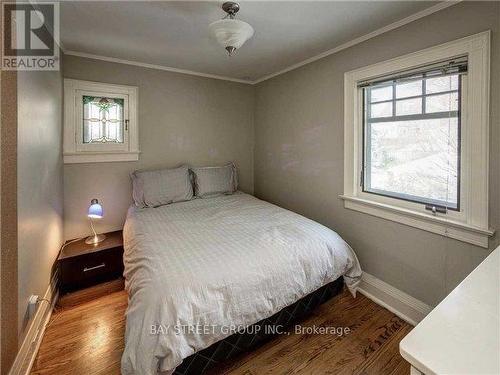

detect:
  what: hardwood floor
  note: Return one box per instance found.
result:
[31,281,412,375]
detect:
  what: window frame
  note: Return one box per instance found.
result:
[361,74,463,212]
[341,31,493,248]
[64,79,139,163]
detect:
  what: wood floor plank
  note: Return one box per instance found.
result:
[355,324,413,375]
[31,285,412,375]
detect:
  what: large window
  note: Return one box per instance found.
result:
[362,65,463,210]
[342,32,492,247]
[64,79,139,163]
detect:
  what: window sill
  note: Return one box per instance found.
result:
[339,195,494,248]
[64,151,140,164]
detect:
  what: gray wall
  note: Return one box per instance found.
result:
[17,68,64,339]
[63,55,255,240]
[254,1,500,306]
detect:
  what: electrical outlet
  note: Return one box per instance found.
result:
[28,295,39,319]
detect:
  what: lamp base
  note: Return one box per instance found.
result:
[85,233,106,245]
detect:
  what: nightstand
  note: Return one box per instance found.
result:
[58,230,124,293]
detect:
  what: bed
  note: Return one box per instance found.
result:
[121,192,362,375]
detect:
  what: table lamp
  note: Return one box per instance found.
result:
[85,198,106,244]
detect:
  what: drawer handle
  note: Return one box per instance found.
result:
[83,263,106,272]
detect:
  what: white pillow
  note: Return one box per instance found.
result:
[131,165,193,208]
[191,163,238,198]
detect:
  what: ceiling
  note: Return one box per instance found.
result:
[61,1,441,83]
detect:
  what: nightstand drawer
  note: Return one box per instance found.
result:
[59,247,124,292]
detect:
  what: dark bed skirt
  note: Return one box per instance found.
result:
[173,277,344,375]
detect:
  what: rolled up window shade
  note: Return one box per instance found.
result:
[357,56,468,88]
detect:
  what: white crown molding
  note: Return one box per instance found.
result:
[64,51,253,85]
[63,1,460,85]
[253,1,461,84]
[357,272,433,326]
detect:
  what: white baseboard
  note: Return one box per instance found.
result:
[357,272,432,326]
[9,274,59,375]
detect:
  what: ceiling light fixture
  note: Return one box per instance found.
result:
[209,2,254,56]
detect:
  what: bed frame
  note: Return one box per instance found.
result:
[173,277,344,375]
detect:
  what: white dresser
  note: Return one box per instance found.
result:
[400,246,500,375]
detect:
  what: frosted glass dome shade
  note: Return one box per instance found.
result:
[209,18,254,55]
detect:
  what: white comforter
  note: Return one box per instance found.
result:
[121,192,362,375]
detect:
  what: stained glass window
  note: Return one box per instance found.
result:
[83,96,124,144]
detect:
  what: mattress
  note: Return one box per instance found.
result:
[121,192,362,375]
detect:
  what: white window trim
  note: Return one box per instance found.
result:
[341,31,493,248]
[64,79,139,163]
